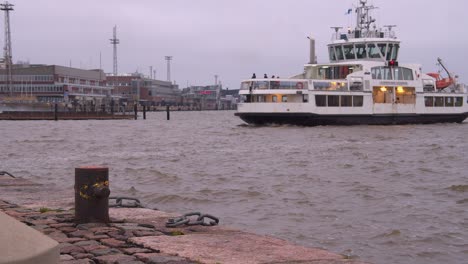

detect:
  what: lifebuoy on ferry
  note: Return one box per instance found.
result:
[427,73,455,89]
[296,82,304,89]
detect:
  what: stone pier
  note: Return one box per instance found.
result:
[0,174,369,264]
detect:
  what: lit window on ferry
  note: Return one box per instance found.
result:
[396,87,416,104]
[424,97,434,107]
[434,97,444,107]
[272,95,278,102]
[282,96,288,102]
[303,94,309,103]
[341,96,352,107]
[455,97,463,107]
[373,87,392,104]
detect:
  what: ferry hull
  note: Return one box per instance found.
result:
[235,113,468,126]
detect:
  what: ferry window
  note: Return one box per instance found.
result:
[344,45,356,60]
[367,44,381,59]
[396,87,416,104]
[253,81,269,90]
[353,96,364,107]
[386,44,394,61]
[282,96,288,102]
[338,66,351,79]
[315,95,326,107]
[335,46,344,60]
[356,44,367,59]
[378,43,388,59]
[445,97,454,107]
[425,96,434,107]
[272,95,278,102]
[393,68,402,80]
[371,67,391,80]
[328,95,339,107]
[434,97,444,107]
[270,81,280,89]
[373,87,392,104]
[329,47,337,61]
[341,95,352,107]
[303,94,309,103]
[391,44,399,60]
[401,68,414,80]
[455,97,463,107]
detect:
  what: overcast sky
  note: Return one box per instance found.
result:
[8,0,468,89]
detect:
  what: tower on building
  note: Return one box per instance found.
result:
[1,1,14,96]
[109,25,120,76]
[165,56,172,82]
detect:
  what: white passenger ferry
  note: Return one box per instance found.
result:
[235,0,468,126]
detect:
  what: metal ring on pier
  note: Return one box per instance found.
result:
[166,212,220,228]
[109,196,143,208]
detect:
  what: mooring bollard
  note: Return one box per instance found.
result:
[54,103,58,121]
[166,105,170,120]
[134,104,138,120]
[74,166,110,224]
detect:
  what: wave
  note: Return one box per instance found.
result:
[448,185,468,192]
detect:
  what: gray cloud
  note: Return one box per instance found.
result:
[9,0,468,89]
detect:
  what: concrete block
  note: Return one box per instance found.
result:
[0,211,59,264]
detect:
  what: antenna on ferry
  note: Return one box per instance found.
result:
[384,25,397,38]
[331,27,343,40]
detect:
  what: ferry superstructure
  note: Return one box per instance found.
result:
[235,0,468,126]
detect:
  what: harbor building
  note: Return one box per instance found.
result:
[180,85,239,110]
[181,85,221,110]
[107,73,180,106]
[0,64,109,105]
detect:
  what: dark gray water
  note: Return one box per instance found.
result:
[1,111,467,264]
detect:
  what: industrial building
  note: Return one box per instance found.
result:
[0,64,110,105]
[106,73,180,106]
[180,85,238,110]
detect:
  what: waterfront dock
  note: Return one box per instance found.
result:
[0,111,134,121]
[0,173,368,264]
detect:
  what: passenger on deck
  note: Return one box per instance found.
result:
[272,75,275,78]
[264,74,268,78]
[252,73,256,79]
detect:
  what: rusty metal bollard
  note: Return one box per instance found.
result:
[74,166,111,224]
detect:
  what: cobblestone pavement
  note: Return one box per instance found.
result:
[0,200,197,264]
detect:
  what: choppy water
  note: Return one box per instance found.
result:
[1,111,467,264]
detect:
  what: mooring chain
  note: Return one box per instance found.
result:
[166,212,219,228]
[109,196,143,208]
[0,171,15,178]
